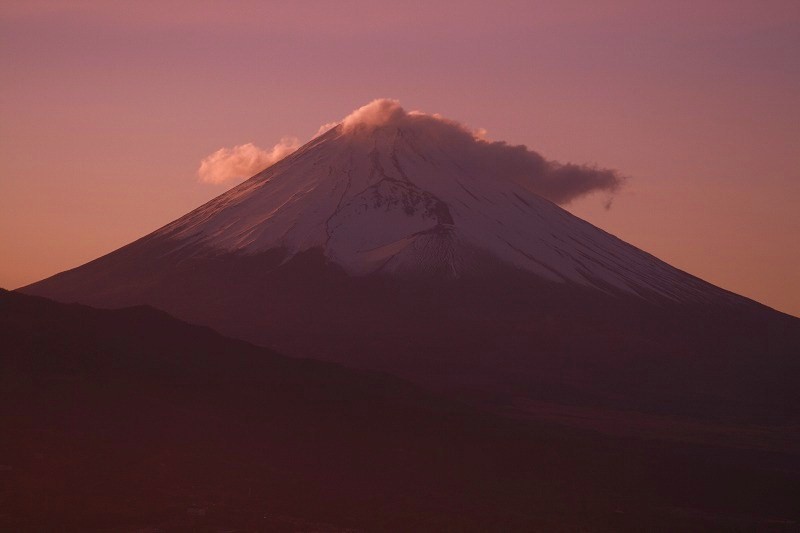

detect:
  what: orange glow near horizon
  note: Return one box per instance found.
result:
[1,1,798,316]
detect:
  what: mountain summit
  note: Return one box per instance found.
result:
[22,100,800,421]
[154,100,725,303]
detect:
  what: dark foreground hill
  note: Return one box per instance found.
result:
[2,289,799,531]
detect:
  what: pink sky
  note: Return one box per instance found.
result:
[1,1,798,316]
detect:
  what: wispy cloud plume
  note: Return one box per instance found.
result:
[339,99,626,205]
[198,138,299,184]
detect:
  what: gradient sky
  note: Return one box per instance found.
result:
[2,1,798,316]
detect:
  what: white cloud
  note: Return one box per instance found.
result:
[338,99,625,204]
[198,137,300,184]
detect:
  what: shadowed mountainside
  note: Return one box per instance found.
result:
[21,117,800,426]
[22,239,800,425]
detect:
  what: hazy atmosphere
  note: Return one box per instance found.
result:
[4,3,800,530]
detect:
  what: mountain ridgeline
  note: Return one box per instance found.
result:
[22,106,800,423]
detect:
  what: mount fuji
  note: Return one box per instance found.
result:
[22,100,800,421]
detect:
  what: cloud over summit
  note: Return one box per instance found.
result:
[341,98,406,132]
[339,99,625,204]
[199,99,625,205]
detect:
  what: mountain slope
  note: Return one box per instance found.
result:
[148,121,739,303]
[21,102,800,423]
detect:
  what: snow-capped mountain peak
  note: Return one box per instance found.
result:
[151,101,732,304]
